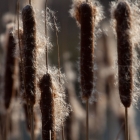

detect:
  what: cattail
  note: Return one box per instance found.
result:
[114,1,132,108]
[4,31,16,109]
[78,2,96,100]
[22,5,36,105]
[71,2,96,140]
[39,73,56,140]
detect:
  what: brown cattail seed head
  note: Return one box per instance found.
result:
[79,2,96,100]
[22,5,36,105]
[39,73,56,140]
[114,2,132,107]
[4,32,16,109]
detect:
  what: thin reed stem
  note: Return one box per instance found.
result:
[52,14,65,140]
[29,0,31,5]
[125,107,129,140]
[14,1,17,25]
[45,0,48,72]
[50,130,51,140]
[86,99,89,140]
[52,16,61,79]
[17,0,21,59]
[62,124,65,140]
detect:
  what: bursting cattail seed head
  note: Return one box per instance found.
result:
[4,31,16,109]
[22,5,36,105]
[114,1,132,107]
[39,73,56,140]
[80,2,95,100]
[75,2,96,100]
[70,0,104,102]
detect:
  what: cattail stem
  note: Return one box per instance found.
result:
[14,0,17,25]
[45,0,48,72]
[86,99,89,140]
[29,0,31,5]
[125,107,129,140]
[50,130,51,140]
[52,13,64,139]
[62,124,65,140]
[17,0,21,63]
[52,15,61,79]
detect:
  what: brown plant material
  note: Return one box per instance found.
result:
[39,73,56,140]
[78,2,96,100]
[4,31,17,109]
[23,103,38,133]
[16,29,24,95]
[22,5,36,105]
[114,1,132,107]
[23,103,31,131]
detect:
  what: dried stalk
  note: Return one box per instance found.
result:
[45,0,48,72]
[29,0,32,6]
[52,12,64,140]
[125,108,129,140]
[86,99,89,140]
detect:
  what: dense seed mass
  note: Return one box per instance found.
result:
[22,5,36,105]
[79,2,95,100]
[4,32,16,109]
[114,2,132,107]
[39,73,56,140]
